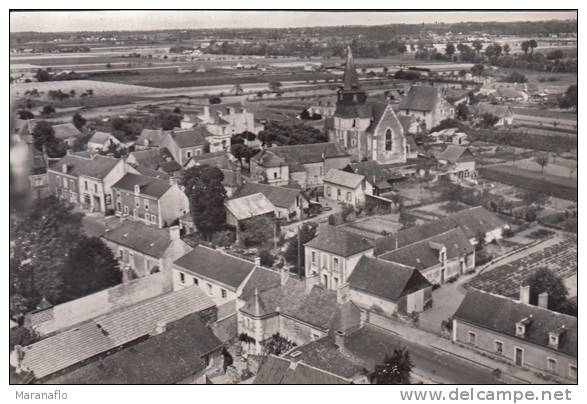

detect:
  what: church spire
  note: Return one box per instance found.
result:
[342,46,360,91]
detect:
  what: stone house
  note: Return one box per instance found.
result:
[435,145,476,182]
[398,85,455,130]
[87,131,121,152]
[347,256,432,315]
[304,228,374,291]
[160,128,210,166]
[112,173,189,229]
[323,168,373,208]
[453,288,577,382]
[474,103,515,127]
[231,182,308,222]
[51,123,82,146]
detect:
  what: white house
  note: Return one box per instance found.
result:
[323,169,373,208]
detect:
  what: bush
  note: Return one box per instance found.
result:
[211,230,236,247]
[327,214,336,226]
[258,249,275,267]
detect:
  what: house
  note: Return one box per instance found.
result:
[474,103,514,127]
[181,103,263,152]
[238,272,362,353]
[398,115,421,135]
[304,227,374,290]
[102,222,192,281]
[172,245,257,306]
[379,228,475,285]
[136,128,166,149]
[343,161,398,195]
[307,97,336,118]
[112,173,189,228]
[231,182,308,222]
[327,47,408,164]
[224,192,276,229]
[323,168,373,208]
[375,206,507,253]
[435,145,476,181]
[160,128,210,166]
[250,142,350,189]
[347,256,432,315]
[429,128,469,145]
[45,313,223,384]
[453,288,577,382]
[398,85,455,130]
[87,131,121,152]
[51,123,82,146]
[126,148,182,177]
[11,286,216,383]
[184,150,232,169]
[493,88,529,103]
[48,153,137,213]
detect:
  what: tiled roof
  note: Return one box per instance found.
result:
[305,227,373,257]
[253,355,291,384]
[52,123,81,140]
[112,173,171,199]
[375,206,505,255]
[240,266,282,302]
[187,150,230,169]
[348,256,431,301]
[132,165,170,180]
[454,289,577,358]
[379,228,473,271]
[474,103,512,118]
[398,85,439,112]
[174,245,256,290]
[46,313,221,384]
[169,128,210,148]
[231,182,302,209]
[88,131,113,145]
[129,149,163,170]
[253,355,352,384]
[324,168,365,189]
[436,145,474,163]
[102,221,178,258]
[224,193,275,221]
[252,142,349,168]
[345,161,400,187]
[49,154,120,180]
[21,286,215,380]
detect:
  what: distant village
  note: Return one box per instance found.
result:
[9,18,577,386]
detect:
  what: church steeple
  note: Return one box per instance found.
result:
[342,46,360,91]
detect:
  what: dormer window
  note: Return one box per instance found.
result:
[515,323,526,337]
[134,184,140,194]
[549,333,559,348]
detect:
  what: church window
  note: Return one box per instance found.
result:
[352,119,356,128]
[385,129,393,151]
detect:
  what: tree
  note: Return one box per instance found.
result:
[230,143,255,166]
[268,81,282,92]
[284,221,318,274]
[370,348,413,384]
[17,110,34,120]
[262,333,296,356]
[35,69,50,82]
[547,49,564,60]
[445,43,455,58]
[534,153,549,175]
[159,111,181,131]
[521,41,530,55]
[172,106,182,114]
[472,40,483,54]
[524,267,570,313]
[300,108,311,120]
[398,44,407,55]
[504,71,527,83]
[528,39,538,55]
[481,113,499,128]
[72,112,87,130]
[41,105,55,116]
[31,120,65,157]
[181,165,227,239]
[503,43,511,55]
[62,237,122,301]
[455,103,469,121]
[474,230,486,251]
[240,216,274,248]
[471,64,484,76]
[559,85,577,111]
[209,96,222,105]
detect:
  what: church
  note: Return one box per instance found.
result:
[327,47,408,164]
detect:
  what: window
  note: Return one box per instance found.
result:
[63,177,68,189]
[326,186,331,197]
[151,214,157,224]
[494,341,503,355]
[323,274,328,288]
[569,365,577,379]
[133,209,137,218]
[94,184,98,193]
[547,358,558,374]
[337,189,341,198]
[186,151,192,159]
[346,192,352,202]
[334,277,339,289]
[179,272,185,283]
[193,277,198,285]
[468,331,477,345]
[221,289,227,298]
[311,251,317,265]
[144,199,149,211]
[196,149,202,156]
[273,172,278,179]
[116,202,122,212]
[84,181,88,191]
[123,206,129,215]
[385,129,392,151]
[135,197,140,208]
[333,257,339,270]
[207,283,213,296]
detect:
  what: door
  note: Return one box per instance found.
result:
[515,347,523,366]
[440,268,445,284]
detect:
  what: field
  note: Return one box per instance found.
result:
[478,164,577,202]
[11,79,154,98]
[466,236,577,299]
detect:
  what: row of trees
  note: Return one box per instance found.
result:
[257,121,327,146]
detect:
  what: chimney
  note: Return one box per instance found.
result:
[336,284,347,304]
[359,310,368,328]
[169,176,176,186]
[334,330,346,350]
[203,106,210,116]
[61,163,68,173]
[152,320,167,335]
[254,256,261,266]
[169,225,180,241]
[538,292,549,309]
[519,285,530,304]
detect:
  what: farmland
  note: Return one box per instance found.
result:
[11,79,154,97]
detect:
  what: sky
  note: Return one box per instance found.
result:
[10,10,577,32]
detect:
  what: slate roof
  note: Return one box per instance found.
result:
[174,245,256,290]
[137,128,165,147]
[240,266,282,302]
[398,115,418,133]
[342,46,360,90]
[169,129,210,148]
[305,227,373,257]
[20,286,214,380]
[323,169,365,189]
[88,131,113,145]
[399,85,439,112]
[132,165,170,180]
[224,193,275,221]
[379,228,473,271]
[46,313,222,384]
[454,289,577,358]
[187,150,230,168]
[253,355,352,384]
[102,221,178,258]
[52,123,81,140]
[49,154,119,180]
[344,161,400,188]
[129,149,163,170]
[348,256,432,301]
[374,206,505,255]
[474,103,513,118]
[436,145,475,163]
[252,142,349,168]
[112,173,171,199]
[231,182,302,209]
[253,355,291,384]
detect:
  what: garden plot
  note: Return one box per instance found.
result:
[11,79,156,98]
